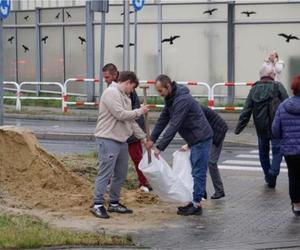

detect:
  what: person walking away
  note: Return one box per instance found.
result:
[272,75,300,216]
[145,74,213,216]
[102,63,152,192]
[234,66,288,188]
[91,71,148,219]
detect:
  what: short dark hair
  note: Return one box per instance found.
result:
[102,63,118,75]
[291,75,300,96]
[118,71,139,87]
[155,74,175,88]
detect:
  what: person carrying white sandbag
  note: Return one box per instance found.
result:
[145,74,213,216]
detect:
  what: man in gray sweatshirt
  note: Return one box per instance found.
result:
[91,71,148,219]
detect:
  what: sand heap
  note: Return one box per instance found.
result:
[0,126,93,212]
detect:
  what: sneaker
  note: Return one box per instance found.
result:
[90,206,110,219]
[211,192,225,199]
[178,202,193,212]
[140,185,150,193]
[292,205,300,216]
[177,205,203,216]
[108,202,133,214]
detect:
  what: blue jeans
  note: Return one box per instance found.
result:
[258,137,283,178]
[190,138,212,203]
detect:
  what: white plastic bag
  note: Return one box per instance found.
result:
[138,150,193,203]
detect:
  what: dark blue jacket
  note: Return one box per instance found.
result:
[127,90,145,144]
[151,83,213,151]
[272,96,300,156]
[202,106,228,146]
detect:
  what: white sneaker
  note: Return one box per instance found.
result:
[139,185,150,193]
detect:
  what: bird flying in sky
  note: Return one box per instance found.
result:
[203,8,218,15]
[41,36,49,44]
[278,33,299,43]
[161,35,180,45]
[8,36,14,44]
[78,36,86,45]
[115,43,135,48]
[241,11,256,17]
[22,45,29,53]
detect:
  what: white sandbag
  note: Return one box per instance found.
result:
[138,151,192,203]
[172,150,194,193]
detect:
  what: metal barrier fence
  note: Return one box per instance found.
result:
[19,82,64,112]
[63,78,99,112]
[3,79,257,112]
[3,81,21,111]
[209,82,254,110]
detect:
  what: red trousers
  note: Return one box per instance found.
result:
[128,141,148,186]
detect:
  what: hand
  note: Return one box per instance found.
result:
[141,105,149,114]
[144,139,153,150]
[154,148,160,159]
[179,144,189,152]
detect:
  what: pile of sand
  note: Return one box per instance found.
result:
[0,127,178,229]
[0,126,93,212]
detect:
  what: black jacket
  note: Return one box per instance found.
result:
[151,83,213,151]
[202,106,228,146]
[127,90,145,144]
[235,77,288,138]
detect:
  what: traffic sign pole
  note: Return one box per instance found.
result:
[0,18,3,125]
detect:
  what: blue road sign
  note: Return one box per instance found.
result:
[0,0,10,19]
[132,0,144,12]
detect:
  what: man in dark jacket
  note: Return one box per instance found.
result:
[145,74,213,216]
[102,63,151,192]
[235,66,288,188]
[202,106,227,199]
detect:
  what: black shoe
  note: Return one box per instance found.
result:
[108,202,133,214]
[203,191,207,200]
[211,192,225,199]
[266,174,277,188]
[178,202,193,212]
[90,206,110,219]
[292,205,300,216]
[177,205,202,216]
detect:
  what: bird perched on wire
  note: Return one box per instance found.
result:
[203,8,218,15]
[66,11,72,18]
[24,15,29,21]
[7,36,14,44]
[41,36,49,44]
[241,11,256,17]
[120,10,135,15]
[161,35,180,45]
[115,43,135,48]
[78,36,86,45]
[278,33,299,43]
[55,12,60,19]
[22,45,29,53]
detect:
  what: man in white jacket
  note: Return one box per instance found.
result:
[91,71,148,219]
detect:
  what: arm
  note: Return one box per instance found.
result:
[132,121,146,140]
[272,107,282,139]
[156,98,190,151]
[150,106,170,143]
[103,90,143,121]
[274,61,284,75]
[234,92,253,134]
[278,82,289,101]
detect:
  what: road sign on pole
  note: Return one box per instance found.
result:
[0,0,10,125]
[0,0,10,19]
[132,0,144,12]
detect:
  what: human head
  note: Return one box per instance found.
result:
[155,74,175,97]
[117,71,139,95]
[269,50,279,63]
[102,63,118,84]
[291,75,300,96]
[259,64,275,80]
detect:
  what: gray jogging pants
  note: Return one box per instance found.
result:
[93,138,129,205]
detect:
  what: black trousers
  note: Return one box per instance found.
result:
[285,154,300,203]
